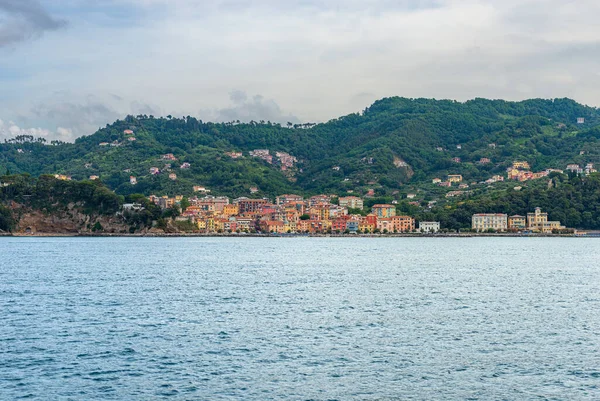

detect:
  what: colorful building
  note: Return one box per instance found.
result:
[372,204,396,218]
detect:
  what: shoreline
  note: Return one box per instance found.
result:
[2,232,589,238]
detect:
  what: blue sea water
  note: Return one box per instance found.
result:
[1,237,599,400]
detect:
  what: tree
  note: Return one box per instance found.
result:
[180,197,190,211]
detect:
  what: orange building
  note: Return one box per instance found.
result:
[222,204,239,216]
[391,215,415,232]
[260,220,285,233]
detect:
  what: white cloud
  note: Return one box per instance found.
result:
[0,118,50,140]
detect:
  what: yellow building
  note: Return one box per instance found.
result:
[472,214,508,232]
[321,219,332,231]
[359,222,375,233]
[222,204,239,217]
[540,221,565,233]
[513,161,531,170]
[54,174,71,181]
[507,169,520,180]
[508,215,526,230]
[284,221,297,233]
[214,218,227,232]
[527,207,548,231]
[310,205,330,221]
[527,207,564,233]
[447,174,463,183]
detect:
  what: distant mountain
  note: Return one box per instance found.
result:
[2,97,600,199]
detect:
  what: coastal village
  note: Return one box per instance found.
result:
[39,129,597,235]
[44,152,591,235]
[143,193,425,234]
[115,158,584,234]
[125,192,569,234]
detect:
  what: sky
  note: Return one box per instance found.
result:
[1,0,600,141]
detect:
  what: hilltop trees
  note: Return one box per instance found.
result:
[1,97,599,200]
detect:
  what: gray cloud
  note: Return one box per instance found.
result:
[0,0,66,47]
[210,91,301,124]
[27,97,122,141]
[130,101,162,117]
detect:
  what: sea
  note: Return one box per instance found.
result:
[1,237,599,400]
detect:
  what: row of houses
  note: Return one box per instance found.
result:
[432,161,597,188]
[148,193,440,234]
[472,208,566,233]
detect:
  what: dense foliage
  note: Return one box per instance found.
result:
[2,97,600,199]
[0,204,12,232]
[3,97,600,230]
[0,174,123,215]
[418,173,600,230]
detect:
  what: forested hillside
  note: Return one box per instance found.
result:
[2,97,600,199]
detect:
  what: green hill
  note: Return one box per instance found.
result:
[2,97,600,199]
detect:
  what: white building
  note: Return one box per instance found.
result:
[419,221,440,233]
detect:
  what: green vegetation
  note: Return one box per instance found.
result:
[0,174,122,215]
[419,173,600,230]
[0,204,12,232]
[3,97,600,229]
[2,97,600,199]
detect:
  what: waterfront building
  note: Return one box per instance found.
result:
[391,215,415,232]
[527,207,548,231]
[377,218,394,232]
[508,214,527,231]
[472,214,508,232]
[260,220,286,233]
[508,215,527,230]
[346,220,359,233]
[527,207,565,233]
[419,221,440,233]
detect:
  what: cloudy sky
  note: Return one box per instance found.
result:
[1,0,599,141]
